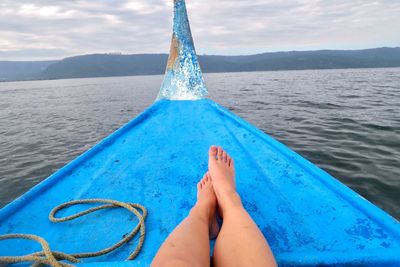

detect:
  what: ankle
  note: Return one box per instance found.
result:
[190,204,212,223]
[218,192,243,211]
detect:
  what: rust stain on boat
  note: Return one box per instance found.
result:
[167,34,179,70]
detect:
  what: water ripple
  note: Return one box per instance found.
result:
[0,69,399,221]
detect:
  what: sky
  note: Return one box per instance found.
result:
[0,0,399,61]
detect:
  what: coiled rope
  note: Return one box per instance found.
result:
[0,199,147,267]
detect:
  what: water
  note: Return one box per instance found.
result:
[0,68,399,220]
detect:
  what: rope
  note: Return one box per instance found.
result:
[0,199,147,267]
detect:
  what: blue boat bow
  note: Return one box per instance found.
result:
[1,1,400,266]
[157,0,208,100]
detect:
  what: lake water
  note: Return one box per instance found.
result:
[0,68,399,220]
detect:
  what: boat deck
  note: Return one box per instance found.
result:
[1,99,400,266]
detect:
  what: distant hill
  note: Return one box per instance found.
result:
[39,54,168,80]
[0,61,56,81]
[200,47,400,72]
[1,47,400,81]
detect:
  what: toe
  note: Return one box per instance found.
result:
[206,172,212,181]
[209,146,218,159]
[197,182,201,190]
[222,151,228,163]
[217,147,223,160]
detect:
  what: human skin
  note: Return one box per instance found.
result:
[151,146,277,267]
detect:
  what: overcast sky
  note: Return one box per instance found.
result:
[0,0,399,60]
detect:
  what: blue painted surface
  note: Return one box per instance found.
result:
[157,0,208,100]
[1,0,400,266]
[1,99,400,266]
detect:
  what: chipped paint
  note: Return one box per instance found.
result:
[167,35,179,69]
[157,0,208,100]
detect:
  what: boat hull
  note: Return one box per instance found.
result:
[1,99,400,266]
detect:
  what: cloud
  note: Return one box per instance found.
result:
[0,0,399,60]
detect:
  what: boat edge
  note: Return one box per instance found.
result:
[208,100,400,237]
[0,100,166,222]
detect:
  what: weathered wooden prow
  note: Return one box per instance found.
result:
[157,0,208,100]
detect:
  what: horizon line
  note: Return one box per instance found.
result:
[1,46,399,62]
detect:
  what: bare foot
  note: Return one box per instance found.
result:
[208,146,241,215]
[195,172,220,239]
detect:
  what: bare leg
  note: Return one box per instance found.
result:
[209,146,277,267]
[152,173,219,267]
